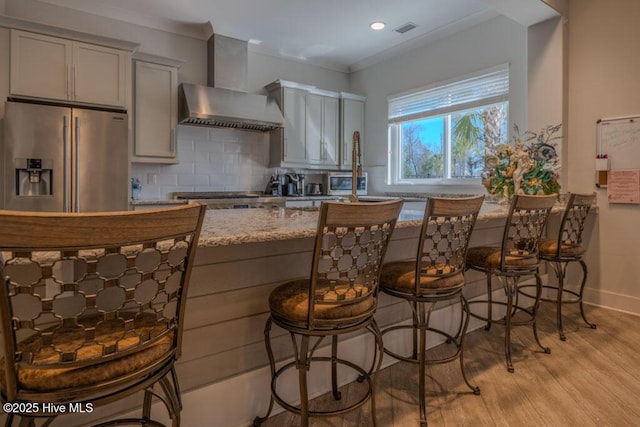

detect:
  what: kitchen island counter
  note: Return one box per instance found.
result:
[197,201,536,246]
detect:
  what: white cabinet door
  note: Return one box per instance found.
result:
[323,96,339,166]
[305,93,323,164]
[283,87,307,164]
[73,42,127,107]
[10,30,127,108]
[10,30,72,101]
[340,97,365,169]
[134,61,178,161]
[306,93,339,167]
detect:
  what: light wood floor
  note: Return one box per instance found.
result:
[258,304,640,426]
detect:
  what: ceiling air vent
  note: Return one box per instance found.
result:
[394,22,417,34]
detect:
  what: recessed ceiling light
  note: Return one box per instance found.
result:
[370,21,386,31]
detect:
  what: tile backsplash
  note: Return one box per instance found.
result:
[132,126,325,200]
[132,126,273,200]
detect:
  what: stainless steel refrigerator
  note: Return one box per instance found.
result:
[3,101,129,212]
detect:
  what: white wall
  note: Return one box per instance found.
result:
[349,15,528,196]
[248,49,350,95]
[0,27,7,206]
[528,17,565,186]
[568,0,640,313]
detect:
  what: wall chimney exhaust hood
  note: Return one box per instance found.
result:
[178,34,284,132]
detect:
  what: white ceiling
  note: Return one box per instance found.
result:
[35,0,559,72]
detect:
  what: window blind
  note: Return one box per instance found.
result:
[388,66,509,124]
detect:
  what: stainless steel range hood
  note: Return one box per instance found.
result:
[178,34,284,132]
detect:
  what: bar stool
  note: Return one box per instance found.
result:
[253,199,403,427]
[465,194,556,372]
[379,195,484,427]
[0,202,206,426]
[519,192,597,341]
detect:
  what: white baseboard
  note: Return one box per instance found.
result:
[583,287,640,316]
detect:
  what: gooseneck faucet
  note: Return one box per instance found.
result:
[350,131,362,202]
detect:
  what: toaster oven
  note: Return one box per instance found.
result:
[323,172,367,196]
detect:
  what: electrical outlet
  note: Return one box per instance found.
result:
[147,173,157,185]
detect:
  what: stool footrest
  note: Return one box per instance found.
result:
[381,324,462,366]
[467,299,536,327]
[270,356,373,418]
[519,284,584,304]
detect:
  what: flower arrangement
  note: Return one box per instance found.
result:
[482,124,562,203]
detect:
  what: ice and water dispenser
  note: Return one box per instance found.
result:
[15,158,53,197]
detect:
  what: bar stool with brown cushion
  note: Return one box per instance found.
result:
[519,192,597,341]
[0,202,206,427]
[253,199,403,427]
[379,195,484,427]
[465,194,556,373]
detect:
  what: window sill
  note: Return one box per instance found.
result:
[383,179,485,196]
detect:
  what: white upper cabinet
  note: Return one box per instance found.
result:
[266,80,359,170]
[10,30,127,108]
[133,57,180,163]
[73,42,127,107]
[10,31,71,101]
[340,93,366,170]
[282,87,308,164]
[266,81,314,168]
[306,91,339,167]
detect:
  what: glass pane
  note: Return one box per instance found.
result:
[400,117,445,179]
[451,103,507,179]
[451,112,481,178]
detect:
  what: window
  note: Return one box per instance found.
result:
[388,66,509,183]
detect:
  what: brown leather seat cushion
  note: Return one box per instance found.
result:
[0,315,174,393]
[269,279,375,327]
[539,239,585,257]
[466,246,538,269]
[380,261,465,294]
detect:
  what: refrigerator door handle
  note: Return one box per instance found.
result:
[63,116,70,212]
[75,116,80,212]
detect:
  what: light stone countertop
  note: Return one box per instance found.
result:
[130,199,188,206]
[197,202,526,247]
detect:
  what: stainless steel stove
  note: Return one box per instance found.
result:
[172,192,286,209]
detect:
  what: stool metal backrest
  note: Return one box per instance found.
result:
[414,196,485,295]
[551,192,596,259]
[306,200,403,330]
[499,194,557,272]
[0,202,205,425]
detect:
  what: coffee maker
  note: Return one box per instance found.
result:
[284,173,300,196]
[264,172,306,196]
